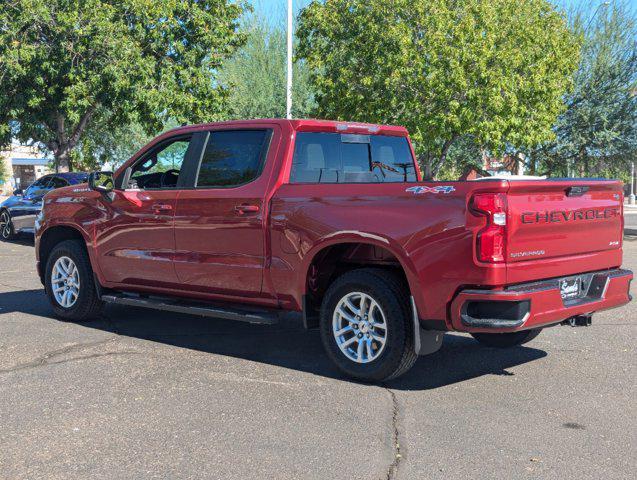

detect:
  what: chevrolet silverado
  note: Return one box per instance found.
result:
[34,119,633,381]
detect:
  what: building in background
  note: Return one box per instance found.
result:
[483,152,526,177]
[459,152,527,180]
[0,141,51,195]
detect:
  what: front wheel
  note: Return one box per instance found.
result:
[471,328,542,348]
[0,210,16,240]
[44,239,103,321]
[320,268,418,382]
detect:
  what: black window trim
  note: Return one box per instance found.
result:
[289,131,419,185]
[191,128,274,190]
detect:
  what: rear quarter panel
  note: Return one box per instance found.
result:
[269,181,508,321]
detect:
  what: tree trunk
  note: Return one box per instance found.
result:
[528,156,537,175]
[430,136,457,179]
[54,149,71,173]
[420,154,433,180]
[50,105,98,172]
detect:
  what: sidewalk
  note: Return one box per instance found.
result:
[624,202,637,236]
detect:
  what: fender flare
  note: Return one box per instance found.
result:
[37,221,104,284]
[297,231,426,315]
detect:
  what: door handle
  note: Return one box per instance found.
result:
[234,204,260,215]
[152,203,173,213]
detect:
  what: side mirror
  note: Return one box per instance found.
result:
[13,189,23,196]
[88,171,114,193]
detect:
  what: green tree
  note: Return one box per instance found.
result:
[69,116,151,172]
[436,136,485,180]
[0,154,7,187]
[218,14,316,119]
[68,112,188,172]
[533,2,637,178]
[297,0,581,178]
[0,0,246,172]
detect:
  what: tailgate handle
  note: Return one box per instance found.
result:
[566,186,589,197]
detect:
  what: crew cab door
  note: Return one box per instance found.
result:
[95,134,198,287]
[173,126,278,298]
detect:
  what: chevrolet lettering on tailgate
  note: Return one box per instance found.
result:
[521,208,621,224]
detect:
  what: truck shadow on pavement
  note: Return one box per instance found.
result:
[0,289,547,390]
[2,235,35,246]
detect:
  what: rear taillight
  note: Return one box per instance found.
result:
[470,193,507,263]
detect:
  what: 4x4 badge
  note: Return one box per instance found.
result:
[406,186,455,195]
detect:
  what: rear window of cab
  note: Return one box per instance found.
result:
[290,132,417,183]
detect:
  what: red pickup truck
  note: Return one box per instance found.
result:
[35,119,633,381]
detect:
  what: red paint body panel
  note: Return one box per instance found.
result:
[172,123,286,298]
[94,189,180,286]
[505,181,623,263]
[36,119,633,332]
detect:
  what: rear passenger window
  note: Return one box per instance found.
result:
[197,130,270,188]
[290,132,417,183]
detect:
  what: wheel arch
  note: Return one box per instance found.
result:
[37,225,91,283]
[299,233,423,321]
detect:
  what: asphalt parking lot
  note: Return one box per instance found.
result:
[0,236,635,480]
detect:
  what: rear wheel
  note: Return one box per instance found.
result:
[0,210,16,240]
[471,328,542,348]
[45,239,103,321]
[320,268,417,382]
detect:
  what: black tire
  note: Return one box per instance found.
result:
[471,328,542,348]
[320,268,418,382]
[0,210,16,240]
[44,239,103,322]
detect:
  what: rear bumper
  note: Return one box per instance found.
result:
[450,268,632,333]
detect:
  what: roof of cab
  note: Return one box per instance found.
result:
[163,119,409,137]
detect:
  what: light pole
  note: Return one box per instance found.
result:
[569,1,609,180]
[630,162,635,205]
[286,0,293,119]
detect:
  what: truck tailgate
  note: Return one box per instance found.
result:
[506,180,623,264]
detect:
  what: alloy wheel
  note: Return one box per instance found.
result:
[332,291,388,363]
[51,256,81,308]
[0,212,11,239]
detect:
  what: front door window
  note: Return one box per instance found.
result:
[128,138,190,190]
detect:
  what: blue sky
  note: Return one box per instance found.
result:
[249,0,609,24]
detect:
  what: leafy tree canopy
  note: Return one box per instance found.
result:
[68,111,156,172]
[533,1,637,178]
[297,0,581,178]
[0,0,246,171]
[218,13,316,119]
[0,153,7,185]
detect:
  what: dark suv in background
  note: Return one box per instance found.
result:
[0,172,88,240]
